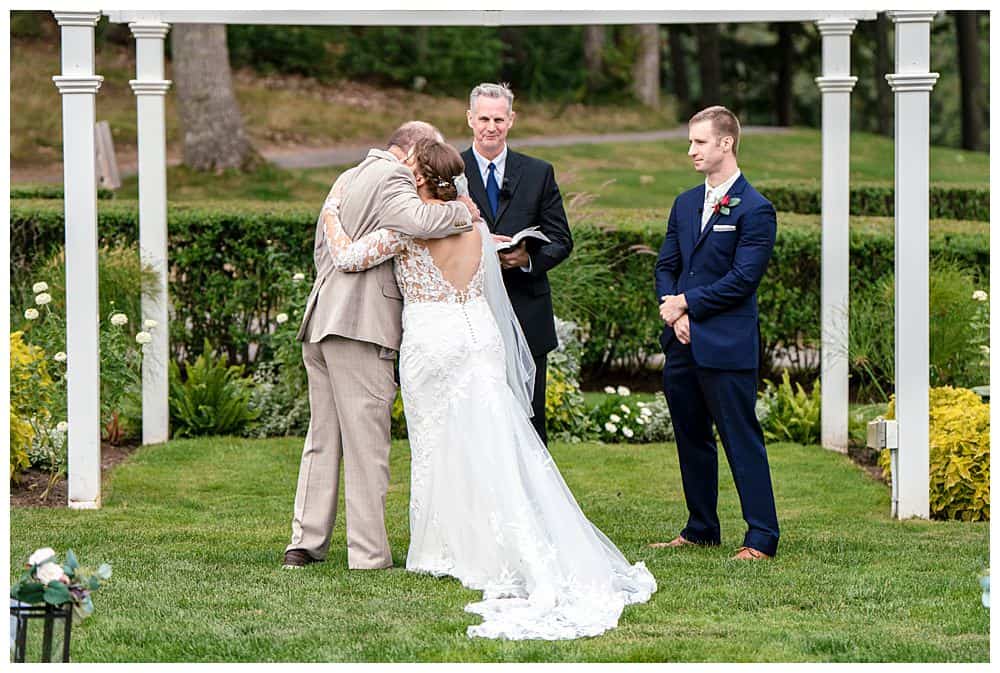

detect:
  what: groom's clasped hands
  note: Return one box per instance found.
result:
[659,293,690,344]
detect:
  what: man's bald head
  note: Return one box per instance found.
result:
[386,121,444,155]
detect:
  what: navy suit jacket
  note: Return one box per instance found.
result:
[461,147,573,357]
[654,174,776,370]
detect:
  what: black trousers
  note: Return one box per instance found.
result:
[530,353,548,446]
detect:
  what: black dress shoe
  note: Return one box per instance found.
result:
[282,548,319,569]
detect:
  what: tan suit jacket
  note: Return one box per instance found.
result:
[297,148,471,350]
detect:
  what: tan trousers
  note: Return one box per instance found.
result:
[286,336,397,569]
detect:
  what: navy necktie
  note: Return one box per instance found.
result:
[486,162,500,219]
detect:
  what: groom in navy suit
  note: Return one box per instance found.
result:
[651,106,780,560]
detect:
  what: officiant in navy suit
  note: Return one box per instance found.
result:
[651,106,780,560]
[460,82,573,446]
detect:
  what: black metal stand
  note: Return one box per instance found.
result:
[10,602,72,662]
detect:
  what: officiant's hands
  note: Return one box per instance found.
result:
[492,235,530,269]
[659,294,688,325]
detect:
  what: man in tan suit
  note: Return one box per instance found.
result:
[283,122,478,570]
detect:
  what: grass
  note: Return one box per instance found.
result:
[10,435,988,662]
[99,129,990,218]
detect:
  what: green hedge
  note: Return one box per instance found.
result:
[756,181,989,222]
[10,199,990,385]
[9,185,116,200]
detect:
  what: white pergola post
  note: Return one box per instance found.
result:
[886,10,939,520]
[815,19,858,454]
[52,11,104,509]
[129,21,172,445]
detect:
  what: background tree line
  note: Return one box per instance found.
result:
[12,11,989,165]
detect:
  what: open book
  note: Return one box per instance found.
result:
[495,226,551,253]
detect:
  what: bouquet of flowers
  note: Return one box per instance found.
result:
[10,547,112,623]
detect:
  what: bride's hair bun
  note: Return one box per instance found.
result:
[413,140,465,202]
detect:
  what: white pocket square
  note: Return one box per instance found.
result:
[713,224,736,232]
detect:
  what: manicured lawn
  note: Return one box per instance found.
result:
[107,129,989,208]
[9,435,988,662]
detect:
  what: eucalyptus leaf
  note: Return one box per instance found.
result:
[64,548,80,574]
[13,582,46,604]
[43,581,72,606]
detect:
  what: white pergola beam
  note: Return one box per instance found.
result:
[52,11,104,509]
[104,10,876,26]
[887,10,939,520]
[815,19,858,454]
[130,21,172,446]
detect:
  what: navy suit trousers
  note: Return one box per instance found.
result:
[662,340,780,556]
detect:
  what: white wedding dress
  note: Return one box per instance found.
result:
[328,216,656,640]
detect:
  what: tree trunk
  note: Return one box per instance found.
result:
[631,24,661,108]
[667,25,691,120]
[774,23,794,126]
[695,24,721,108]
[583,25,606,92]
[954,10,985,151]
[171,24,259,171]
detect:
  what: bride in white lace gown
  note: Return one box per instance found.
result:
[324,140,656,640]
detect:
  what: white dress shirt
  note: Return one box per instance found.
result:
[471,143,532,272]
[472,144,508,191]
[701,167,742,231]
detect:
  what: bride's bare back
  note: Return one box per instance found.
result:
[415,222,483,293]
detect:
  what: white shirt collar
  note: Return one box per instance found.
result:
[472,144,508,186]
[704,167,741,203]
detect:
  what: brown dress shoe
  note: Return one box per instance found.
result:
[731,546,772,560]
[647,535,697,549]
[282,548,319,569]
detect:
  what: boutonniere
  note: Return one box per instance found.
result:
[712,194,741,216]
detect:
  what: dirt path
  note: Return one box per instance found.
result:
[12,126,793,184]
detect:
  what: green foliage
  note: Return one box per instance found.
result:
[9,331,49,481]
[850,259,990,401]
[8,184,116,200]
[587,388,665,444]
[169,343,260,438]
[545,318,593,443]
[758,371,821,445]
[228,25,340,79]
[10,199,989,395]
[391,391,408,440]
[757,181,989,222]
[882,387,990,521]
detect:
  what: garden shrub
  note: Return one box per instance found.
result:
[758,371,821,445]
[169,342,260,438]
[757,181,989,222]
[545,318,594,443]
[9,199,988,398]
[10,331,54,481]
[881,387,990,521]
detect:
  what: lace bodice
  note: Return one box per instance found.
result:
[326,202,485,304]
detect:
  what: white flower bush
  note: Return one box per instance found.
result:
[24,308,39,320]
[616,386,630,397]
[276,313,289,325]
[603,386,616,394]
[135,331,153,345]
[54,351,67,362]
[292,272,305,282]
[972,290,988,302]
[591,391,674,444]
[110,313,128,326]
[34,292,52,306]
[33,281,49,294]
[56,421,68,432]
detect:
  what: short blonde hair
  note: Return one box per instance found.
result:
[689,105,741,156]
